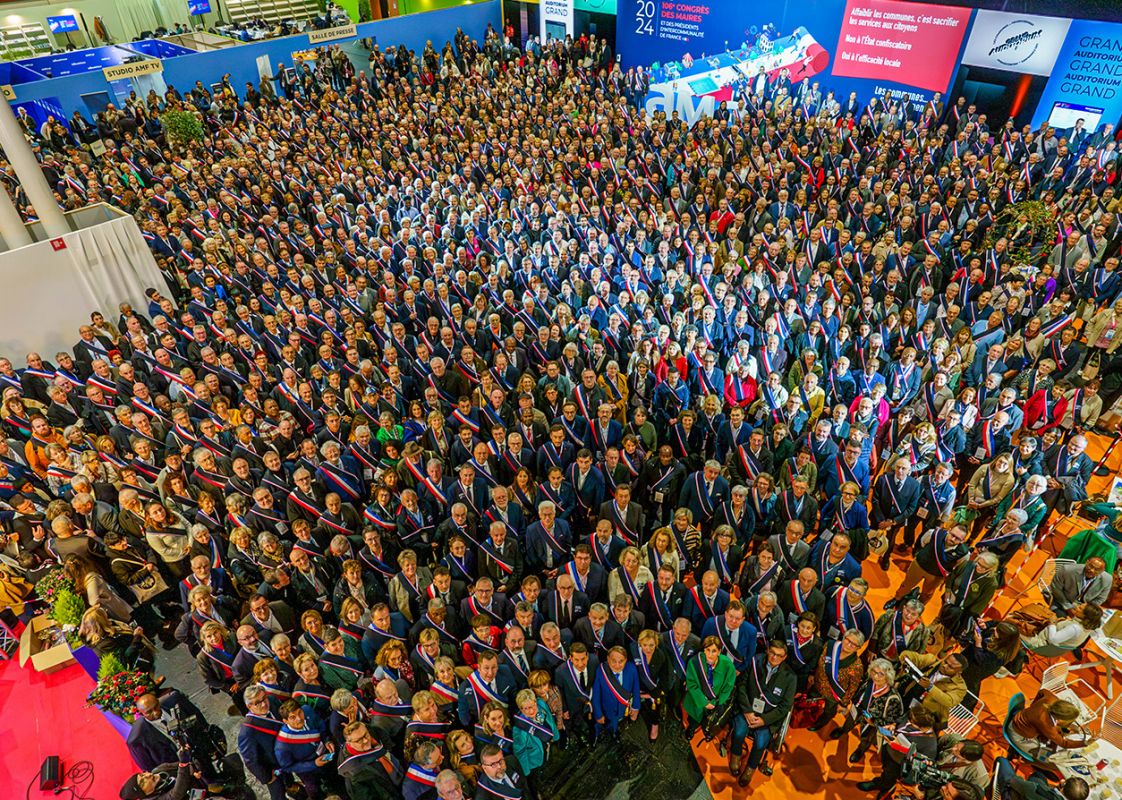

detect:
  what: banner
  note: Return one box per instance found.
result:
[103,60,163,81]
[1033,19,1122,129]
[307,24,359,44]
[961,10,1070,77]
[832,0,972,93]
[542,0,575,42]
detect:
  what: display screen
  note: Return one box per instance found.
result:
[187,0,212,15]
[47,15,80,34]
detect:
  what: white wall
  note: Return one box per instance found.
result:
[0,214,168,358]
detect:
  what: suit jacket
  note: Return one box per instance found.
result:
[1049,561,1112,611]
[126,691,201,770]
[678,472,730,523]
[541,589,589,631]
[240,601,298,643]
[735,655,797,729]
[899,650,967,723]
[525,519,573,573]
[554,654,601,717]
[701,616,757,670]
[597,499,645,546]
[571,616,626,658]
[639,580,686,632]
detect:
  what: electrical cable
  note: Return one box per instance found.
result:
[25,760,95,800]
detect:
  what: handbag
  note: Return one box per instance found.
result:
[952,505,978,525]
[790,694,825,729]
[114,556,170,604]
[700,698,735,740]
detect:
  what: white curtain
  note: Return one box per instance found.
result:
[0,216,169,358]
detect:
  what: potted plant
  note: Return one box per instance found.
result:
[160,109,206,151]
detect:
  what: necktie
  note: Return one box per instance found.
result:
[563,600,571,625]
[579,670,587,689]
[519,653,528,673]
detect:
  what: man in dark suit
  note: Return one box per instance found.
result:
[232,624,277,686]
[559,545,609,603]
[457,651,517,726]
[871,458,921,569]
[476,743,529,798]
[571,602,626,660]
[660,619,701,710]
[678,461,730,529]
[686,570,731,633]
[127,691,215,778]
[701,600,757,672]
[542,572,589,632]
[238,686,288,800]
[597,484,645,546]
[639,564,686,632]
[1041,435,1093,517]
[554,643,600,745]
[728,640,797,784]
[777,567,828,626]
[525,502,573,577]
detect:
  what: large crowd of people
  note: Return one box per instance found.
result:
[4,18,1122,800]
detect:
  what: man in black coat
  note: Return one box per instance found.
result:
[127,691,218,783]
[729,640,797,784]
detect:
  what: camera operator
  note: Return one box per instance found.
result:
[992,757,1090,800]
[127,691,223,786]
[856,705,938,796]
[118,748,194,800]
[926,733,988,799]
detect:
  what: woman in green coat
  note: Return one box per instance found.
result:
[684,636,737,731]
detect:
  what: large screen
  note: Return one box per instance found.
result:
[187,0,212,15]
[47,15,79,34]
[619,0,971,124]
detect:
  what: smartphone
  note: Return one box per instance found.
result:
[321,750,335,762]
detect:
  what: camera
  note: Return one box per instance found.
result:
[900,749,955,789]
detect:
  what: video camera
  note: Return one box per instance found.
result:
[900,748,956,790]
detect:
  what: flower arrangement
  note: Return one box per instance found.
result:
[87,669,157,722]
[34,568,76,606]
[49,588,86,647]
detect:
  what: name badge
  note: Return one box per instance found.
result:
[881,448,890,459]
[974,447,986,459]
[364,468,374,480]
[653,491,665,504]
[828,626,841,640]
[752,698,766,714]
[787,611,799,625]
[916,507,928,520]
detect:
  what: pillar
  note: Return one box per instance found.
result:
[0,180,31,248]
[0,98,68,238]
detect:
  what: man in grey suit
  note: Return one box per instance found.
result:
[1048,558,1111,613]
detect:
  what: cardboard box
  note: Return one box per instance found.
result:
[19,614,77,674]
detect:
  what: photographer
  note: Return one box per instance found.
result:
[856,705,938,796]
[119,749,194,800]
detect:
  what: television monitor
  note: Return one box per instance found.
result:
[47,15,79,34]
[187,0,212,15]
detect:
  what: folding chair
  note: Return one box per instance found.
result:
[946,703,980,737]
[0,612,17,660]
[1102,694,1122,748]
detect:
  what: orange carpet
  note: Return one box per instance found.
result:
[694,433,1122,799]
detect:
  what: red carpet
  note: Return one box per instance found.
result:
[0,651,137,798]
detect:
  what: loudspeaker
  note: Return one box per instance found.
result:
[39,755,61,791]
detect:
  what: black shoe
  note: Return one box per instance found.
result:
[829,728,846,740]
[857,781,881,792]
[849,749,867,763]
[759,763,773,777]
[808,720,829,732]
[738,767,755,786]
[878,557,891,571]
[883,597,899,611]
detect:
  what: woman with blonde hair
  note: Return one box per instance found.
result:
[78,606,154,672]
[641,526,681,578]
[64,553,132,622]
[447,728,481,787]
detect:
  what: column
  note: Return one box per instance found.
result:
[0,181,31,248]
[0,98,68,238]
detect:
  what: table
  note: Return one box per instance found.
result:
[1072,739,1122,800]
